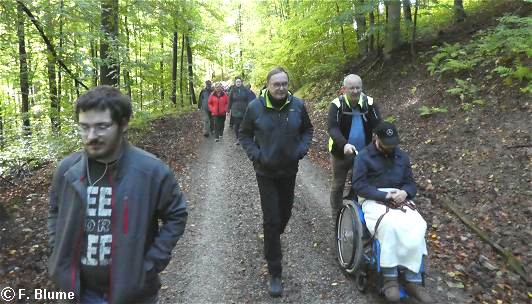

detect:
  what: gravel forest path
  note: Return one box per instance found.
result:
[158,121,466,304]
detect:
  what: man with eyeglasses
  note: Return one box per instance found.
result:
[239,67,314,297]
[47,86,188,303]
[327,74,381,219]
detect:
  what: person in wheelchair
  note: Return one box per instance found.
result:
[352,122,434,303]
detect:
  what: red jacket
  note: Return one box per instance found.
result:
[208,92,228,116]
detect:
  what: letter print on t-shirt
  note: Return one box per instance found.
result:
[82,185,113,266]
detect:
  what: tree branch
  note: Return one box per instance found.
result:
[15,0,89,90]
[439,197,530,284]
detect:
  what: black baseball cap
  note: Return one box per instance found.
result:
[374,122,400,146]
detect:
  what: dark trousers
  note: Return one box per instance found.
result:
[330,155,354,217]
[256,174,296,277]
[213,115,226,139]
[208,111,215,133]
[232,116,243,139]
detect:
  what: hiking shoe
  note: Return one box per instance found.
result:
[269,276,282,297]
[405,282,434,303]
[382,277,400,303]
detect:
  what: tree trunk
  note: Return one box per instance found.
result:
[403,0,412,22]
[0,103,3,148]
[17,1,30,135]
[179,34,185,108]
[100,0,119,86]
[384,0,401,60]
[454,0,466,23]
[376,4,381,52]
[354,0,367,56]
[336,2,347,55]
[171,31,178,106]
[57,0,64,116]
[45,10,59,132]
[369,10,375,53]
[185,35,196,106]
[47,47,59,132]
[90,31,98,87]
[410,0,419,56]
[160,40,164,102]
[123,4,132,97]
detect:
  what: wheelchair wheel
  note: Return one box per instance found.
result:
[335,203,364,274]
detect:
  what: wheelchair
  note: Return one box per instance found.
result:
[335,199,426,299]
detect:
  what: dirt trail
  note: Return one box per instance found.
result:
[159,124,378,303]
[158,121,470,303]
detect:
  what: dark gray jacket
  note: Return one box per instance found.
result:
[47,143,187,303]
[352,143,417,202]
[198,87,212,111]
[229,87,251,118]
[239,92,314,177]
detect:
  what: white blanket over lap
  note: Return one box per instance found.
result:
[360,188,428,273]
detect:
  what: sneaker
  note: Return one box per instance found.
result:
[203,133,209,137]
[382,277,400,303]
[405,282,434,303]
[269,276,282,297]
[215,138,219,142]
[235,141,240,145]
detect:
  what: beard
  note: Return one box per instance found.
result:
[84,130,123,162]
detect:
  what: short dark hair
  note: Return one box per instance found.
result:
[266,67,289,83]
[75,86,132,125]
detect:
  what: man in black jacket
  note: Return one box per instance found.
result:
[327,74,380,218]
[239,67,314,297]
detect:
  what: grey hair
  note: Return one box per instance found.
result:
[343,74,362,87]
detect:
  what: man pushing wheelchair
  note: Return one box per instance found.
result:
[351,122,434,303]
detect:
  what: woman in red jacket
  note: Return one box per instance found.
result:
[208,82,229,142]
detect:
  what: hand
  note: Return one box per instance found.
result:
[343,144,357,156]
[385,191,399,208]
[392,190,408,203]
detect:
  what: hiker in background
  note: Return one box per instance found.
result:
[327,74,380,218]
[48,86,188,303]
[239,67,314,297]
[352,122,433,304]
[208,82,229,142]
[246,83,256,101]
[228,76,251,145]
[198,80,214,137]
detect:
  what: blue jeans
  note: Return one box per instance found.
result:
[81,289,159,304]
[382,266,423,283]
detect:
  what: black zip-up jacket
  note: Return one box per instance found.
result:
[352,143,417,202]
[239,93,314,177]
[327,93,381,158]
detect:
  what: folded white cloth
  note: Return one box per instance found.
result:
[360,188,427,273]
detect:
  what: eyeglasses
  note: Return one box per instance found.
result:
[77,122,115,136]
[271,82,288,89]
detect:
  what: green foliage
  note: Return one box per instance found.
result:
[384,115,397,123]
[418,105,448,117]
[446,78,479,102]
[0,127,80,177]
[428,15,532,92]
